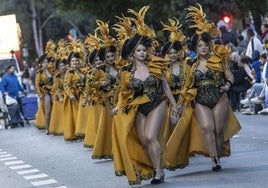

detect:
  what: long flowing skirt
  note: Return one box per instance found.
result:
[49,100,64,135]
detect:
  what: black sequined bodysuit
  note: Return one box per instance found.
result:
[170,73,181,102]
[133,75,165,116]
[194,68,224,109]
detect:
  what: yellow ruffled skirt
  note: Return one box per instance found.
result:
[75,96,90,137]
[92,101,113,159]
[63,96,79,141]
[84,103,100,148]
[34,99,46,129]
[163,103,241,170]
[49,100,64,135]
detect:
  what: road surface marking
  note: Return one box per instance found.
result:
[0,156,17,161]
[4,160,25,165]
[24,173,48,180]
[17,168,40,175]
[31,179,57,186]
[10,164,32,170]
[0,148,68,187]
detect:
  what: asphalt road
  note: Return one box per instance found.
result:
[0,112,267,188]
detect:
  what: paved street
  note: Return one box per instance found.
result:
[0,112,267,188]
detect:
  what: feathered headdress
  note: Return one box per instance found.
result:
[84,33,101,53]
[186,3,221,38]
[65,39,86,65]
[56,39,71,61]
[95,20,116,48]
[45,39,57,59]
[127,6,155,38]
[113,15,136,45]
[161,18,186,44]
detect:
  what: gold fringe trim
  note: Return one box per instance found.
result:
[114,169,154,186]
[92,155,113,160]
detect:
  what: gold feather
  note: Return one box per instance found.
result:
[186,3,221,38]
[127,6,155,38]
[113,15,136,43]
[95,20,116,48]
[161,18,186,43]
[84,33,101,52]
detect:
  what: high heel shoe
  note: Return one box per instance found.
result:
[212,156,221,172]
[151,169,165,184]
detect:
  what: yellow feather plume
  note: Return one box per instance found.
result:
[84,33,101,52]
[95,20,116,48]
[127,6,155,38]
[45,39,57,59]
[113,15,136,43]
[161,18,186,43]
[186,3,221,38]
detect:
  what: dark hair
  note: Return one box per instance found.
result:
[127,34,152,55]
[37,54,47,64]
[121,39,131,60]
[263,23,268,29]
[98,45,116,61]
[240,56,252,64]
[161,41,182,58]
[55,59,67,69]
[260,53,267,59]
[190,32,211,50]
[67,52,81,63]
[6,65,15,71]
[246,28,254,37]
[89,49,98,65]
[238,35,244,41]
[251,50,260,61]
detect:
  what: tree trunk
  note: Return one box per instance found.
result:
[30,0,41,57]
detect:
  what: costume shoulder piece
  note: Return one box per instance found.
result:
[120,63,133,72]
[148,56,169,79]
[207,44,230,72]
[55,72,61,78]
[97,64,106,72]
[67,69,75,74]
[186,57,197,66]
[37,69,44,74]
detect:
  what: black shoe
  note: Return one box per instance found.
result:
[20,122,24,127]
[212,156,222,172]
[150,170,165,184]
[212,164,222,172]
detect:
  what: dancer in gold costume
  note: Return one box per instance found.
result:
[164,4,241,172]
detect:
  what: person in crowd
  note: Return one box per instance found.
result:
[241,53,267,104]
[0,65,25,128]
[160,18,187,140]
[219,25,237,46]
[251,50,262,83]
[111,6,180,185]
[256,56,268,115]
[241,23,257,41]
[236,35,248,55]
[63,50,85,141]
[90,20,117,159]
[164,3,241,173]
[35,55,53,134]
[241,53,268,114]
[245,28,263,59]
[230,56,253,111]
[226,42,241,73]
[73,41,89,139]
[49,58,67,135]
[261,23,268,44]
[0,65,24,102]
[82,49,103,148]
